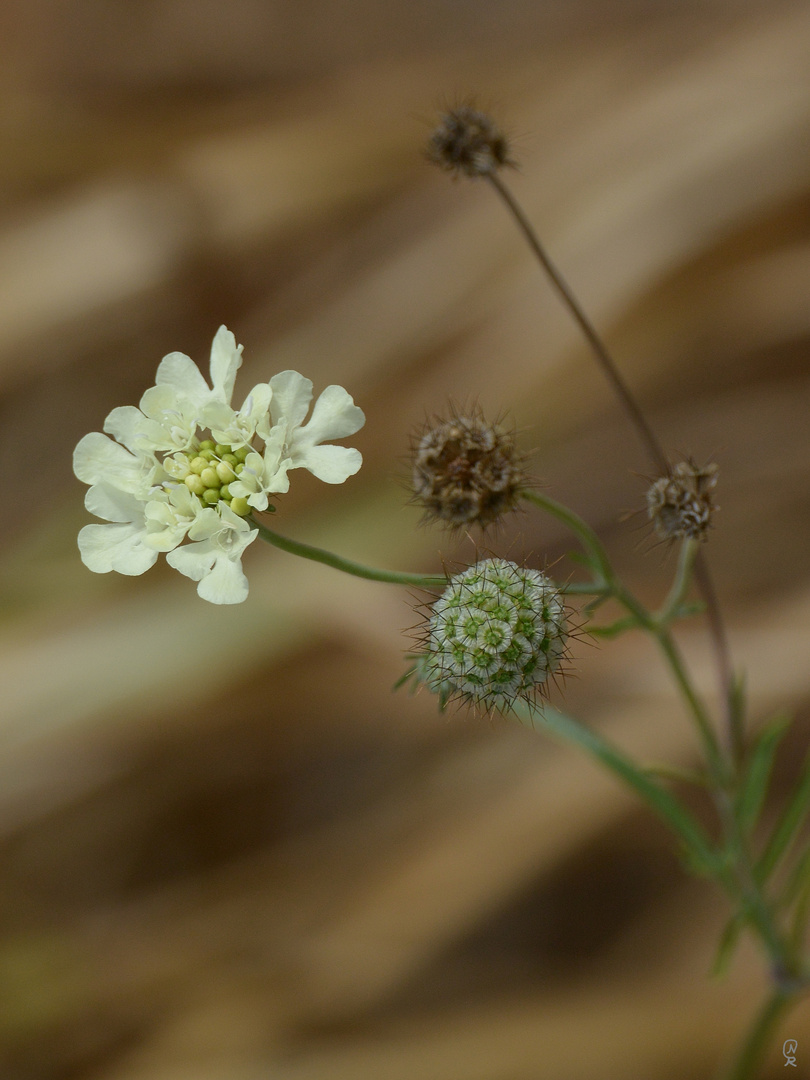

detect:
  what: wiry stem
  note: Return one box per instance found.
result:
[722,987,796,1080]
[486,170,738,758]
[486,171,669,475]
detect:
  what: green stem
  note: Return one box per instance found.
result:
[515,702,720,874]
[249,516,448,589]
[655,538,698,625]
[520,489,613,582]
[722,987,797,1080]
[522,490,726,778]
[250,513,609,596]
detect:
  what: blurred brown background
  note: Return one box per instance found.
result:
[2,1,810,1077]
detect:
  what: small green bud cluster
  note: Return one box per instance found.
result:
[167,440,253,516]
[416,558,568,712]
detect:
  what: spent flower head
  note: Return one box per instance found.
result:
[405,558,569,713]
[410,405,527,531]
[426,105,513,179]
[73,326,364,603]
[646,459,718,542]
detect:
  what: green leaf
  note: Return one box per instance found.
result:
[515,702,720,877]
[587,615,641,639]
[670,601,705,619]
[736,713,791,838]
[756,736,810,885]
[643,762,710,788]
[711,910,748,978]
[581,592,610,618]
[565,549,594,569]
[787,851,810,953]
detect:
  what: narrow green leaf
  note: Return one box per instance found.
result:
[565,549,594,569]
[736,713,791,837]
[582,592,610,618]
[644,762,710,788]
[757,740,810,885]
[778,846,810,911]
[711,910,748,978]
[587,615,641,639]
[670,601,705,619]
[788,854,810,953]
[515,702,721,877]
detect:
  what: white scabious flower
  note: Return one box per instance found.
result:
[409,558,569,712]
[73,326,364,604]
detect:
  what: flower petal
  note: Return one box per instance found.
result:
[78,522,159,576]
[268,371,313,429]
[208,326,243,404]
[165,538,215,582]
[293,444,362,484]
[73,432,150,492]
[300,385,365,443]
[197,553,251,604]
[155,350,211,408]
[103,404,165,455]
[85,483,148,523]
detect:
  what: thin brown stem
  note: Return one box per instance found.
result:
[486,171,669,475]
[487,169,739,758]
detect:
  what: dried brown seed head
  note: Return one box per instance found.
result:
[426,106,513,179]
[646,459,719,541]
[411,407,526,530]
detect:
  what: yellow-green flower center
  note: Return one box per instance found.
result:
[166,439,252,516]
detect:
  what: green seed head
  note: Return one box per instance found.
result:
[416,558,568,712]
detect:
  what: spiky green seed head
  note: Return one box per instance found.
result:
[414,558,568,712]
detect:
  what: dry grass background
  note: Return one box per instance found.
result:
[1,1,810,1077]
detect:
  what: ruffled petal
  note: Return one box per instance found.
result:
[197,553,250,604]
[73,432,150,492]
[208,325,243,404]
[84,483,148,524]
[268,371,313,429]
[102,404,165,456]
[78,522,158,576]
[292,444,362,484]
[155,350,211,408]
[299,385,365,444]
[165,538,215,582]
[166,510,256,605]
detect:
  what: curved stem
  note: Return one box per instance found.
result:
[655,538,698,625]
[251,512,609,596]
[520,489,614,582]
[249,516,448,590]
[522,489,726,776]
[722,987,798,1080]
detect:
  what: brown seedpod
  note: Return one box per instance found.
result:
[410,406,527,530]
[646,459,719,541]
[426,105,513,179]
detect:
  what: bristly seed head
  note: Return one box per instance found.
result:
[405,558,569,714]
[426,106,513,179]
[410,406,527,530]
[646,459,719,541]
